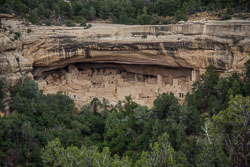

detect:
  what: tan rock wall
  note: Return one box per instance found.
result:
[0,19,250,109]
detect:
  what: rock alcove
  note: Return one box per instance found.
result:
[35,63,195,109]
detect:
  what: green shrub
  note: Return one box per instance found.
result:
[137,14,152,25]
[74,16,82,23]
[14,32,21,40]
[142,34,147,39]
[66,20,75,27]
[175,10,187,22]
[0,78,8,112]
[28,11,39,24]
[80,22,86,27]
[27,29,32,34]
[15,32,21,38]
[84,24,92,29]
[221,14,232,20]
[79,18,87,27]
[226,7,233,15]
[233,38,242,45]
[45,21,52,26]
[161,19,171,25]
[151,14,161,25]
[16,57,20,63]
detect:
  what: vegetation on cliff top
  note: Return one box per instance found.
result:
[0,60,249,166]
[0,0,249,25]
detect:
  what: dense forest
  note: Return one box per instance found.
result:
[0,0,249,25]
[0,59,249,166]
[0,1,250,166]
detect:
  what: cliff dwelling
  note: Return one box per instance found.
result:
[1,19,248,110]
[36,63,197,109]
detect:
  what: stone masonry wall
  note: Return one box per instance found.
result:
[37,64,193,109]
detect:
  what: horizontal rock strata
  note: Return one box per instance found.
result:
[0,19,249,108]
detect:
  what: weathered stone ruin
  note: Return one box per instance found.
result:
[37,63,196,108]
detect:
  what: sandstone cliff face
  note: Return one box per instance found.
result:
[0,19,249,108]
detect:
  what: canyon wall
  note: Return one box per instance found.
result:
[0,19,250,108]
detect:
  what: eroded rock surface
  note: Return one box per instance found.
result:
[0,19,249,108]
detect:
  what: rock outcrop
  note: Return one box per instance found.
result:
[0,19,249,108]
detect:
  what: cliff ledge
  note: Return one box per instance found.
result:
[0,19,249,108]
